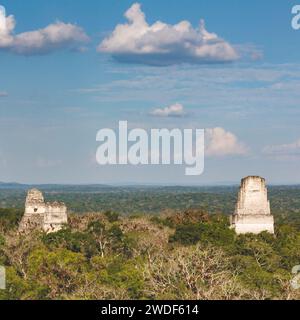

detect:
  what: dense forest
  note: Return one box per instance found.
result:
[0,205,299,300]
[0,185,300,218]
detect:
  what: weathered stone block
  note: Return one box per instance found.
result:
[230,176,274,234]
[19,189,68,234]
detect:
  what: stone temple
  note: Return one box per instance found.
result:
[230,176,274,234]
[19,189,68,234]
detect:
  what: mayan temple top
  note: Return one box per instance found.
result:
[25,188,44,205]
[230,176,274,234]
[235,176,271,216]
[19,189,68,234]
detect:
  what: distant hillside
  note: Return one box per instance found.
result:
[0,182,111,191]
[0,185,299,228]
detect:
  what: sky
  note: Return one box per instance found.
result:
[0,0,300,185]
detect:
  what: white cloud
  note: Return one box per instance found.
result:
[98,3,239,66]
[0,91,8,97]
[205,127,248,157]
[263,139,300,159]
[0,5,89,55]
[77,63,300,108]
[150,103,186,117]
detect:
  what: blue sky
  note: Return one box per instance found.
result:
[0,0,300,185]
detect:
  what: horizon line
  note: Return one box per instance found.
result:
[1,181,300,187]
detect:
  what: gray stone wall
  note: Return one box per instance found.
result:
[19,189,68,234]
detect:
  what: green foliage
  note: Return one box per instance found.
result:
[275,224,300,268]
[170,220,235,248]
[0,202,299,300]
[0,208,23,231]
[108,225,136,258]
[27,247,88,299]
[87,220,105,233]
[0,233,6,265]
[150,215,173,228]
[170,223,202,245]
[104,210,119,223]
[168,213,300,298]
[42,222,135,260]
[42,228,99,258]
[94,256,144,299]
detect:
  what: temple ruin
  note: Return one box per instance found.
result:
[230,176,274,234]
[19,189,68,234]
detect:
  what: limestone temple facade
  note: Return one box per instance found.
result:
[230,176,274,234]
[19,189,68,234]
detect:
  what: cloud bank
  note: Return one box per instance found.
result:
[98,3,239,66]
[263,139,300,159]
[0,5,89,55]
[205,127,248,157]
[150,103,186,117]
